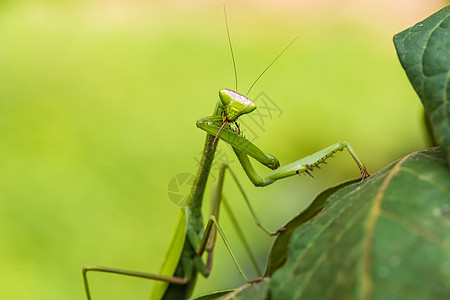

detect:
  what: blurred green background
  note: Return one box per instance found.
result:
[0,0,445,299]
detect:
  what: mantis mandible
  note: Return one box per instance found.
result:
[82,8,370,300]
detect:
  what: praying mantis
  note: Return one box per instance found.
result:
[82,8,370,300]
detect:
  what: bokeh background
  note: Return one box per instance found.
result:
[0,0,446,299]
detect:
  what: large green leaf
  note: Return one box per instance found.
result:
[190,290,235,300]
[191,279,270,300]
[270,148,450,299]
[265,179,360,276]
[394,6,450,165]
[150,210,187,300]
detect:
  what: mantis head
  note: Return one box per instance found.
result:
[211,89,256,148]
[219,89,256,121]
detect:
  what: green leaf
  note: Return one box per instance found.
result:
[265,178,360,276]
[190,290,235,300]
[190,279,270,300]
[150,210,187,300]
[270,148,450,299]
[393,6,450,165]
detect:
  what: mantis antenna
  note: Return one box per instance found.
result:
[246,35,299,96]
[224,5,238,91]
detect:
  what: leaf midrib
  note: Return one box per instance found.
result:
[360,153,412,300]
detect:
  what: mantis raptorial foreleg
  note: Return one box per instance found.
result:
[234,141,370,184]
[197,112,370,186]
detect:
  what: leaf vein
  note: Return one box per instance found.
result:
[400,167,450,195]
[294,199,369,299]
[380,210,443,244]
[361,153,412,300]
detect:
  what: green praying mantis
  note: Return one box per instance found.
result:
[82,8,370,300]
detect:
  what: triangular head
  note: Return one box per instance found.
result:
[212,89,257,147]
[219,89,257,121]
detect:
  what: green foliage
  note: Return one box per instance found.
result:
[270,148,450,299]
[197,5,450,300]
[265,179,359,276]
[151,211,187,300]
[192,279,270,300]
[191,290,235,300]
[394,6,450,166]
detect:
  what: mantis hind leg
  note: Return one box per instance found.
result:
[82,265,188,299]
[195,163,283,281]
[197,214,265,283]
[212,164,284,236]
